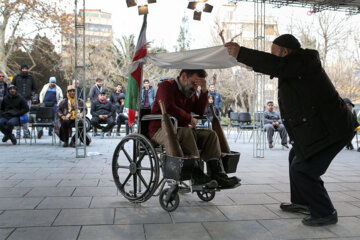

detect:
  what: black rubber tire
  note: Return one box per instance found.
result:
[159,188,180,212]
[196,190,215,202]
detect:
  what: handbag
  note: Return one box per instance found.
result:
[19,115,29,124]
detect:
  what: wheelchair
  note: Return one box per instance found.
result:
[112,108,241,212]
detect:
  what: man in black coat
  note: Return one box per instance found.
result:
[12,64,37,138]
[90,90,116,138]
[0,85,29,145]
[225,34,359,226]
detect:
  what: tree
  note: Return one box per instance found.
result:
[0,0,72,75]
[175,14,191,52]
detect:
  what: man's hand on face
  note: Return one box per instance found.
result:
[103,115,108,119]
[190,117,198,128]
[224,42,241,58]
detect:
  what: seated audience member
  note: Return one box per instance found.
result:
[90,90,116,138]
[264,100,288,148]
[56,85,86,147]
[204,95,220,127]
[343,98,358,150]
[0,85,29,145]
[39,77,63,137]
[115,93,131,136]
[141,79,155,109]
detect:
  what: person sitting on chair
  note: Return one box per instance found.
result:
[115,93,131,136]
[90,90,116,138]
[148,69,239,188]
[264,100,288,148]
[56,85,86,147]
[0,85,29,145]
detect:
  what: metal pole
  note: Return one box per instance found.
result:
[253,0,266,158]
[74,0,86,158]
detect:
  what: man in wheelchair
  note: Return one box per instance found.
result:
[148,69,239,188]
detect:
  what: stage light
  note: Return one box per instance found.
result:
[193,11,202,21]
[126,0,156,15]
[126,0,137,7]
[138,5,148,15]
[187,0,213,21]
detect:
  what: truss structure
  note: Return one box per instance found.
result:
[229,0,360,14]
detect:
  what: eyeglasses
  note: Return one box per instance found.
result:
[0,76,5,78]
[68,90,75,92]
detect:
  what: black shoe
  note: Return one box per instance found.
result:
[192,167,218,189]
[280,203,310,215]
[269,143,273,148]
[69,141,75,148]
[302,210,338,226]
[282,143,289,149]
[358,147,360,152]
[9,134,17,145]
[207,160,238,188]
[37,130,43,139]
[2,135,9,142]
[63,142,68,147]
[48,131,53,136]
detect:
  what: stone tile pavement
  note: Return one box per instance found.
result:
[0,131,360,240]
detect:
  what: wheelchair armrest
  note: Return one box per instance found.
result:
[141,114,178,132]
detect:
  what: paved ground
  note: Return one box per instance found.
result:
[0,130,360,240]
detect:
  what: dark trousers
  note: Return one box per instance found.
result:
[116,113,130,135]
[289,131,354,218]
[264,123,288,144]
[60,120,84,143]
[0,117,19,137]
[91,117,116,133]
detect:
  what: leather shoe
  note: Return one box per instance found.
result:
[9,134,17,145]
[282,143,289,148]
[2,136,9,142]
[302,210,338,226]
[280,203,310,215]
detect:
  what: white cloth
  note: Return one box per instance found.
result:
[127,45,240,73]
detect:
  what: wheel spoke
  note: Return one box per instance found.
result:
[136,172,149,188]
[117,165,130,169]
[121,147,133,163]
[122,173,132,188]
[136,150,146,166]
[138,167,152,171]
[133,174,137,197]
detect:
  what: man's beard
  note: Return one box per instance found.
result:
[181,78,195,99]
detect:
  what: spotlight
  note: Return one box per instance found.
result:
[193,11,202,21]
[126,0,156,15]
[187,0,213,21]
[126,0,137,7]
[138,5,148,15]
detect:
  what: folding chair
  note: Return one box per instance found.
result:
[236,112,255,143]
[30,107,56,145]
[227,112,240,138]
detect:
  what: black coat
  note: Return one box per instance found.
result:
[12,73,37,100]
[0,93,29,119]
[237,47,359,160]
[90,100,114,118]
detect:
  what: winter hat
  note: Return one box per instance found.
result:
[273,34,301,50]
[20,64,29,70]
[343,98,354,107]
[67,85,75,92]
[49,77,56,83]
[119,93,126,99]
[8,84,16,90]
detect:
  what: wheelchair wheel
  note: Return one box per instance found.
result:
[159,188,180,212]
[196,190,215,202]
[85,116,92,132]
[112,133,160,203]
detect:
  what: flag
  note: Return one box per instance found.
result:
[124,15,147,127]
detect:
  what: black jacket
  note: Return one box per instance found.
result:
[0,93,29,119]
[90,100,114,118]
[237,47,359,160]
[12,73,37,100]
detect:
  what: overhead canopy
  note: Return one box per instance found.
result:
[231,0,360,14]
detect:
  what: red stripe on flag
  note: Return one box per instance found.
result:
[133,45,147,62]
[128,109,136,127]
[131,65,142,88]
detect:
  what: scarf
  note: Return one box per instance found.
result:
[67,92,76,120]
